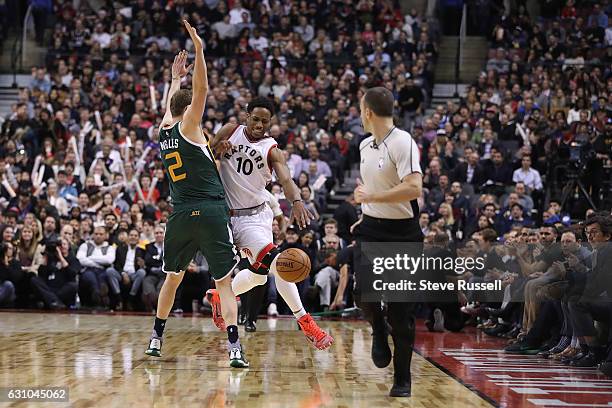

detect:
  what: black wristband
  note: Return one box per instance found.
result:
[292,199,303,204]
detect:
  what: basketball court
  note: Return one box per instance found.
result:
[2,311,610,407]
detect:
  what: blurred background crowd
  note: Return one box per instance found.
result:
[0,0,440,314]
[0,0,610,373]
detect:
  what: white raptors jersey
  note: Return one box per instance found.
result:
[219,125,278,209]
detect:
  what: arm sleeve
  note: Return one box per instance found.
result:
[265,190,283,217]
[390,134,422,180]
[98,246,116,266]
[534,170,543,190]
[320,162,332,178]
[89,245,116,266]
[337,246,354,268]
[65,256,81,280]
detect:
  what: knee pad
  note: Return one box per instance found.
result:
[252,247,281,276]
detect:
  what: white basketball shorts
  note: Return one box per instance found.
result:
[230,205,274,265]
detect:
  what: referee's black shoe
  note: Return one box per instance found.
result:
[389,374,411,397]
[371,329,392,368]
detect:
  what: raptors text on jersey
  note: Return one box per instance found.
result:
[222,143,265,170]
[219,125,278,209]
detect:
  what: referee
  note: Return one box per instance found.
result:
[353,87,423,398]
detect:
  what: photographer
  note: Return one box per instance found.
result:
[30,237,79,309]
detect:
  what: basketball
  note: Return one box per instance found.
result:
[275,248,311,283]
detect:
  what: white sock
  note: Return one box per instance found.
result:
[271,257,307,319]
[571,336,579,348]
[231,269,267,296]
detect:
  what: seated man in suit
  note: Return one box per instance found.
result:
[142,225,165,312]
[484,147,513,197]
[451,151,486,191]
[568,215,612,369]
[107,228,146,310]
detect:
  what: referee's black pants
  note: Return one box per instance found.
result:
[353,215,423,383]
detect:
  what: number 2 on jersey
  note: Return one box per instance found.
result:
[165,151,187,182]
[236,157,253,175]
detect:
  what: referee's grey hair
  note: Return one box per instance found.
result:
[363,87,394,117]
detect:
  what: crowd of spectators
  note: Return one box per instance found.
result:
[0,0,436,315]
[405,0,612,379]
[409,0,610,243]
[0,0,611,377]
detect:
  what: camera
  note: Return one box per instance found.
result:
[568,141,596,166]
[567,127,597,168]
[44,238,61,262]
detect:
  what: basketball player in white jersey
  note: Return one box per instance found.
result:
[206,97,333,350]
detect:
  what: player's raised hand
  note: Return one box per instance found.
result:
[290,200,315,229]
[214,140,233,156]
[183,20,203,50]
[172,50,193,79]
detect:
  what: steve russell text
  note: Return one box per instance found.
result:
[372,280,503,291]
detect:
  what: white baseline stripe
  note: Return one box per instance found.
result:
[527,398,612,407]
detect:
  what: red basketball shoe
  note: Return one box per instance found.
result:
[297,314,334,350]
[205,289,225,331]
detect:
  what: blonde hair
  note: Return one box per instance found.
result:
[438,203,455,226]
[18,225,40,262]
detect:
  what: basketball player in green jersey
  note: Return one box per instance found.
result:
[145,20,248,368]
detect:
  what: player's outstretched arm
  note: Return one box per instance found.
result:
[269,147,314,229]
[210,123,239,156]
[181,20,208,139]
[161,50,193,128]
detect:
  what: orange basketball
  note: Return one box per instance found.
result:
[275,248,311,283]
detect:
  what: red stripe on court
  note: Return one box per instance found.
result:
[414,321,612,408]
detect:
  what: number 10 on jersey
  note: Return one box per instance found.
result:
[236,157,253,175]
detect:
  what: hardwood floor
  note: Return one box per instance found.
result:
[0,312,491,408]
